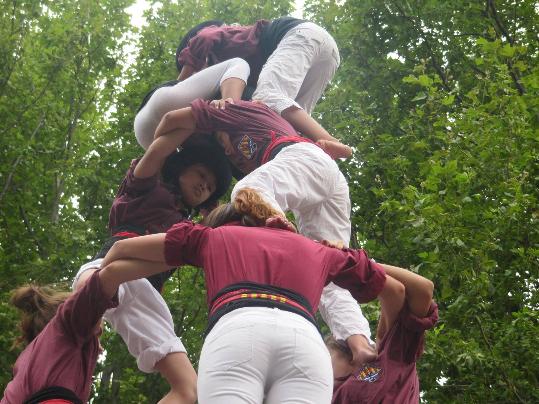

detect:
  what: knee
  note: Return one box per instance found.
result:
[229,57,250,72]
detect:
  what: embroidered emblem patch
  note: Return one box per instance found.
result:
[354,364,382,383]
[237,135,257,160]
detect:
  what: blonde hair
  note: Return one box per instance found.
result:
[10,284,71,347]
[204,188,283,228]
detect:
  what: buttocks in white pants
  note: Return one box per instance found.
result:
[197,307,333,404]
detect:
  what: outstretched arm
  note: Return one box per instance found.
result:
[101,234,167,268]
[99,258,173,300]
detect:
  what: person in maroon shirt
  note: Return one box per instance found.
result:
[328,264,438,404]
[99,188,408,404]
[176,17,352,159]
[151,94,377,368]
[96,142,232,402]
[108,142,231,289]
[1,256,178,404]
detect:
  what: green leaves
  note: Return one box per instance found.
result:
[308,0,538,401]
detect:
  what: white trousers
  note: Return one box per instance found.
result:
[134,57,250,149]
[253,22,340,115]
[73,259,186,373]
[232,142,350,245]
[198,307,333,404]
[232,143,373,343]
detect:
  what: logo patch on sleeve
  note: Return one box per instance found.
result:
[237,135,257,160]
[354,364,382,383]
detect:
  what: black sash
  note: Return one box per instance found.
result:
[206,281,320,336]
[24,386,81,404]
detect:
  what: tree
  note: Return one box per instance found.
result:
[305,0,538,401]
[0,0,133,391]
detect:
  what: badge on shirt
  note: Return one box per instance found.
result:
[238,135,257,160]
[354,364,382,383]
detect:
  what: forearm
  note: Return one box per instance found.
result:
[154,107,196,140]
[99,259,173,299]
[133,129,194,179]
[101,234,167,268]
[281,107,337,142]
[220,77,246,101]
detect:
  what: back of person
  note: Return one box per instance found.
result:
[202,224,330,307]
[332,303,439,403]
[2,272,115,404]
[3,323,95,403]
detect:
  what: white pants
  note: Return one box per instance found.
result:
[73,259,186,373]
[232,142,350,244]
[253,22,340,115]
[231,143,373,343]
[198,307,333,404]
[134,57,250,149]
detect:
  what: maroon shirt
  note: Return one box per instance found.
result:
[108,159,185,234]
[178,21,269,86]
[332,302,439,404]
[191,99,305,174]
[1,271,118,404]
[164,221,386,310]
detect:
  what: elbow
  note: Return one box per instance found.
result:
[424,278,434,301]
[107,239,128,261]
[154,113,171,139]
[416,278,435,307]
[230,57,250,74]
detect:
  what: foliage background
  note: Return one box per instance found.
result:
[0,0,537,402]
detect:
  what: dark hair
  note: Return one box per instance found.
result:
[161,142,232,209]
[10,285,71,347]
[175,20,225,72]
[203,188,283,228]
[325,335,353,359]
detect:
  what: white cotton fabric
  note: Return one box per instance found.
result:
[134,57,250,149]
[197,307,333,404]
[252,22,340,115]
[232,142,373,343]
[72,259,186,373]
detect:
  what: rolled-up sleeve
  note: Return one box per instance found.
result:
[57,270,119,346]
[328,249,386,303]
[164,221,210,267]
[319,282,373,342]
[116,159,159,197]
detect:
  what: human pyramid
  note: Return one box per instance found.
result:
[2,17,438,404]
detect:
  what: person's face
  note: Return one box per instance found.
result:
[178,163,217,207]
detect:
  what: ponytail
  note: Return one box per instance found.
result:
[10,285,71,347]
[203,188,283,228]
[233,188,282,226]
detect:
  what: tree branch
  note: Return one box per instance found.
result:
[19,204,46,259]
[486,0,525,95]
[0,115,45,207]
[475,315,526,403]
